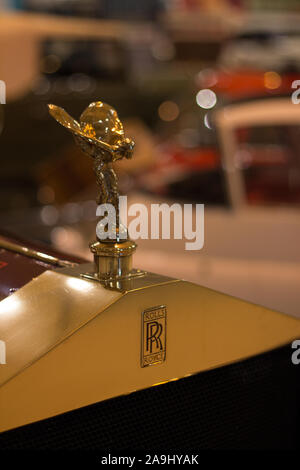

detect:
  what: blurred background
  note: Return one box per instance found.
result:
[0,0,300,315]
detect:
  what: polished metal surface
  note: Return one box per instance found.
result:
[48,101,134,212]
[60,262,175,292]
[0,267,177,388]
[0,237,76,268]
[1,267,300,432]
[89,239,145,283]
[48,100,140,281]
[1,99,300,436]
[0,270,121,388]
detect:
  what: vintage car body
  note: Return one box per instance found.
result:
[0,98,300,451]
[0,231,300,449]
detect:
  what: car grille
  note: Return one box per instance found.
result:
[0,344,299,450]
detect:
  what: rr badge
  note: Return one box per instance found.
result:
[141,305,166,367]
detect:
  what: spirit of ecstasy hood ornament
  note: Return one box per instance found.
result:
[48,101,143,285]
[48,101,134,212]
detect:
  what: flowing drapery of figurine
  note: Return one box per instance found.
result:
[48,101,134,232]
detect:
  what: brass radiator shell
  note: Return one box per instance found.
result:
[1,266,300,433]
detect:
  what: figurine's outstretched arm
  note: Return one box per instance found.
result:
[48,103,134,161]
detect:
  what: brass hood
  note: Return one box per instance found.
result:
[1,265,300,433]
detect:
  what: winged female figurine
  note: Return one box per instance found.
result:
[48,101,134,231]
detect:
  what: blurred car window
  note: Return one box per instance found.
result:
[234,124,300,206]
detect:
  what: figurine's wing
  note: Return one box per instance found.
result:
[48,103,124,162]
[48,104,82,135]
[48,104,114,152]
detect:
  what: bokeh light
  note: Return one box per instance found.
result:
[158,101,180,121]
[264,71,282,90]
[196,89,217,109]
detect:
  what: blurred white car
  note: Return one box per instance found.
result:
[219,12,300,72]
[132,98,300,317]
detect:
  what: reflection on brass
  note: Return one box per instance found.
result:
[0,269,122,389]
[59,262,173,293]
[1,98,300,439]
[48,101,142,283]
[141,305,167,368]
[2,271,300,432]
[48,101,134,221]
[0,237,76,268]
[85,239,145,287]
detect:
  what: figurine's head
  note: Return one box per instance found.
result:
[48,101,134,162]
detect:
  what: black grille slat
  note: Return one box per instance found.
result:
[0,344,299,450]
